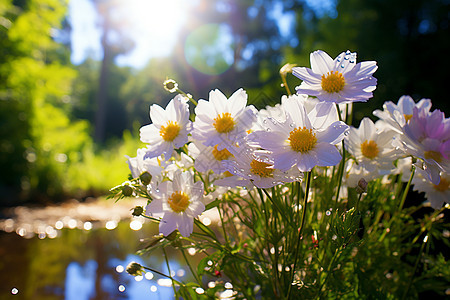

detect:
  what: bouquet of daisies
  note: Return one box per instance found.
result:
[110,50,449,299]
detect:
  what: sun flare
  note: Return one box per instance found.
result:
[117,0,195,66]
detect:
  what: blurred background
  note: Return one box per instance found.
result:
[0,0,449,298]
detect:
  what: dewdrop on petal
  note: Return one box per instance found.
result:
[163,79,178,93]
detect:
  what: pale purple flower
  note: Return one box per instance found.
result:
[375,96,450,184]
[250,96,348,172]
[292,50,377,104]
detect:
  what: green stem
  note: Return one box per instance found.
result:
[398,165,415,211]
[287,171,312,300]
[163,248,178,295]
[180,247,201,285]
[334,103,347,205]
[142,266,183,286]
[218,202,230,245]
[177,88,198,106]
[355,192,363,211]
[334,143,346,203]
[316,246,342,299]
[194,218,219,242]
[401,234,428,300]
[281,74,292,95]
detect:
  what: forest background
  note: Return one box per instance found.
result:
[1,0,448,206]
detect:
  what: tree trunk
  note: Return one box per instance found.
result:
[94,23,110,143]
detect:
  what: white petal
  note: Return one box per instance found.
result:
[159,213,178,236]
[228,88,248,116]
[295,152,318,172]
[273,151,297,171]
[309,102,337,128]
[310,50,334,74]
[315,143,342,167]
[209,89,228,114]
[292,67,322,84]
[149,104,168,125]
[295,84,322,96]
[359,118,377,140]
[145,200,164,218]
[283,97,309,128]
[188,201,205,217]
[316,121,348,144]
[140,124,161,143]
[176,214,194,237]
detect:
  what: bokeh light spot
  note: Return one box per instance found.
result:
[184,24,234,75]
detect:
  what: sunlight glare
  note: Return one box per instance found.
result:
[116,0,197,67]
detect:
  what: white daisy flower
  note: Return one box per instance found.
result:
[251,96,349,172]
[187,139,233,175]
[192,88,257,151]
[164,152,194,181]
[126,148,166,188]
[220,144,303,189]
[345,160,379,188]
[140,94,192,159]
[393,157,414,182]
[345,118,399,174]
[126,147,164,180]
[373,95,432,133]
[375,96,450,184]
[292,50,377,104]
[412,169,450,209]
[145,170,205,237]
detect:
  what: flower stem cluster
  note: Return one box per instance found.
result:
[110,49,449,299]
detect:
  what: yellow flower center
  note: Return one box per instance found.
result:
[250,159,274,178]
[223,171,234,177]
[168,191,190,213]
[433,177,449,192]
[424,150,442,163]
[160,121,181,142]
[361,140,379,159]
[213,112,235,133]
[288,127,317,153]
[321,71,346,93]
[404,114,412,122]
[212,145,233,161]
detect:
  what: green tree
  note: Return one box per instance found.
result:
[0,0,92,203]
[91,0,135,143]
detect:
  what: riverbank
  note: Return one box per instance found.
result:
[0,197,147,239]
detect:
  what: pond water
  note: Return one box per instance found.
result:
[0,199,208,300]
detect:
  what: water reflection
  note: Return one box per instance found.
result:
[0,218,196,299]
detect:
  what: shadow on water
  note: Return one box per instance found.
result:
[0,201,200,300]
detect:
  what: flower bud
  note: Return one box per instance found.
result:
[139,171,152,186]
[163,79,178,93]
[356,178,368,194]
[126,262,143,276]
[132,206,144,217]
[279,63,297,76]
[165,230,178,241]
[122,185,133,197]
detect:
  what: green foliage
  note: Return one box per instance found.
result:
[112,155,449,299]
[0,0,147,202]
